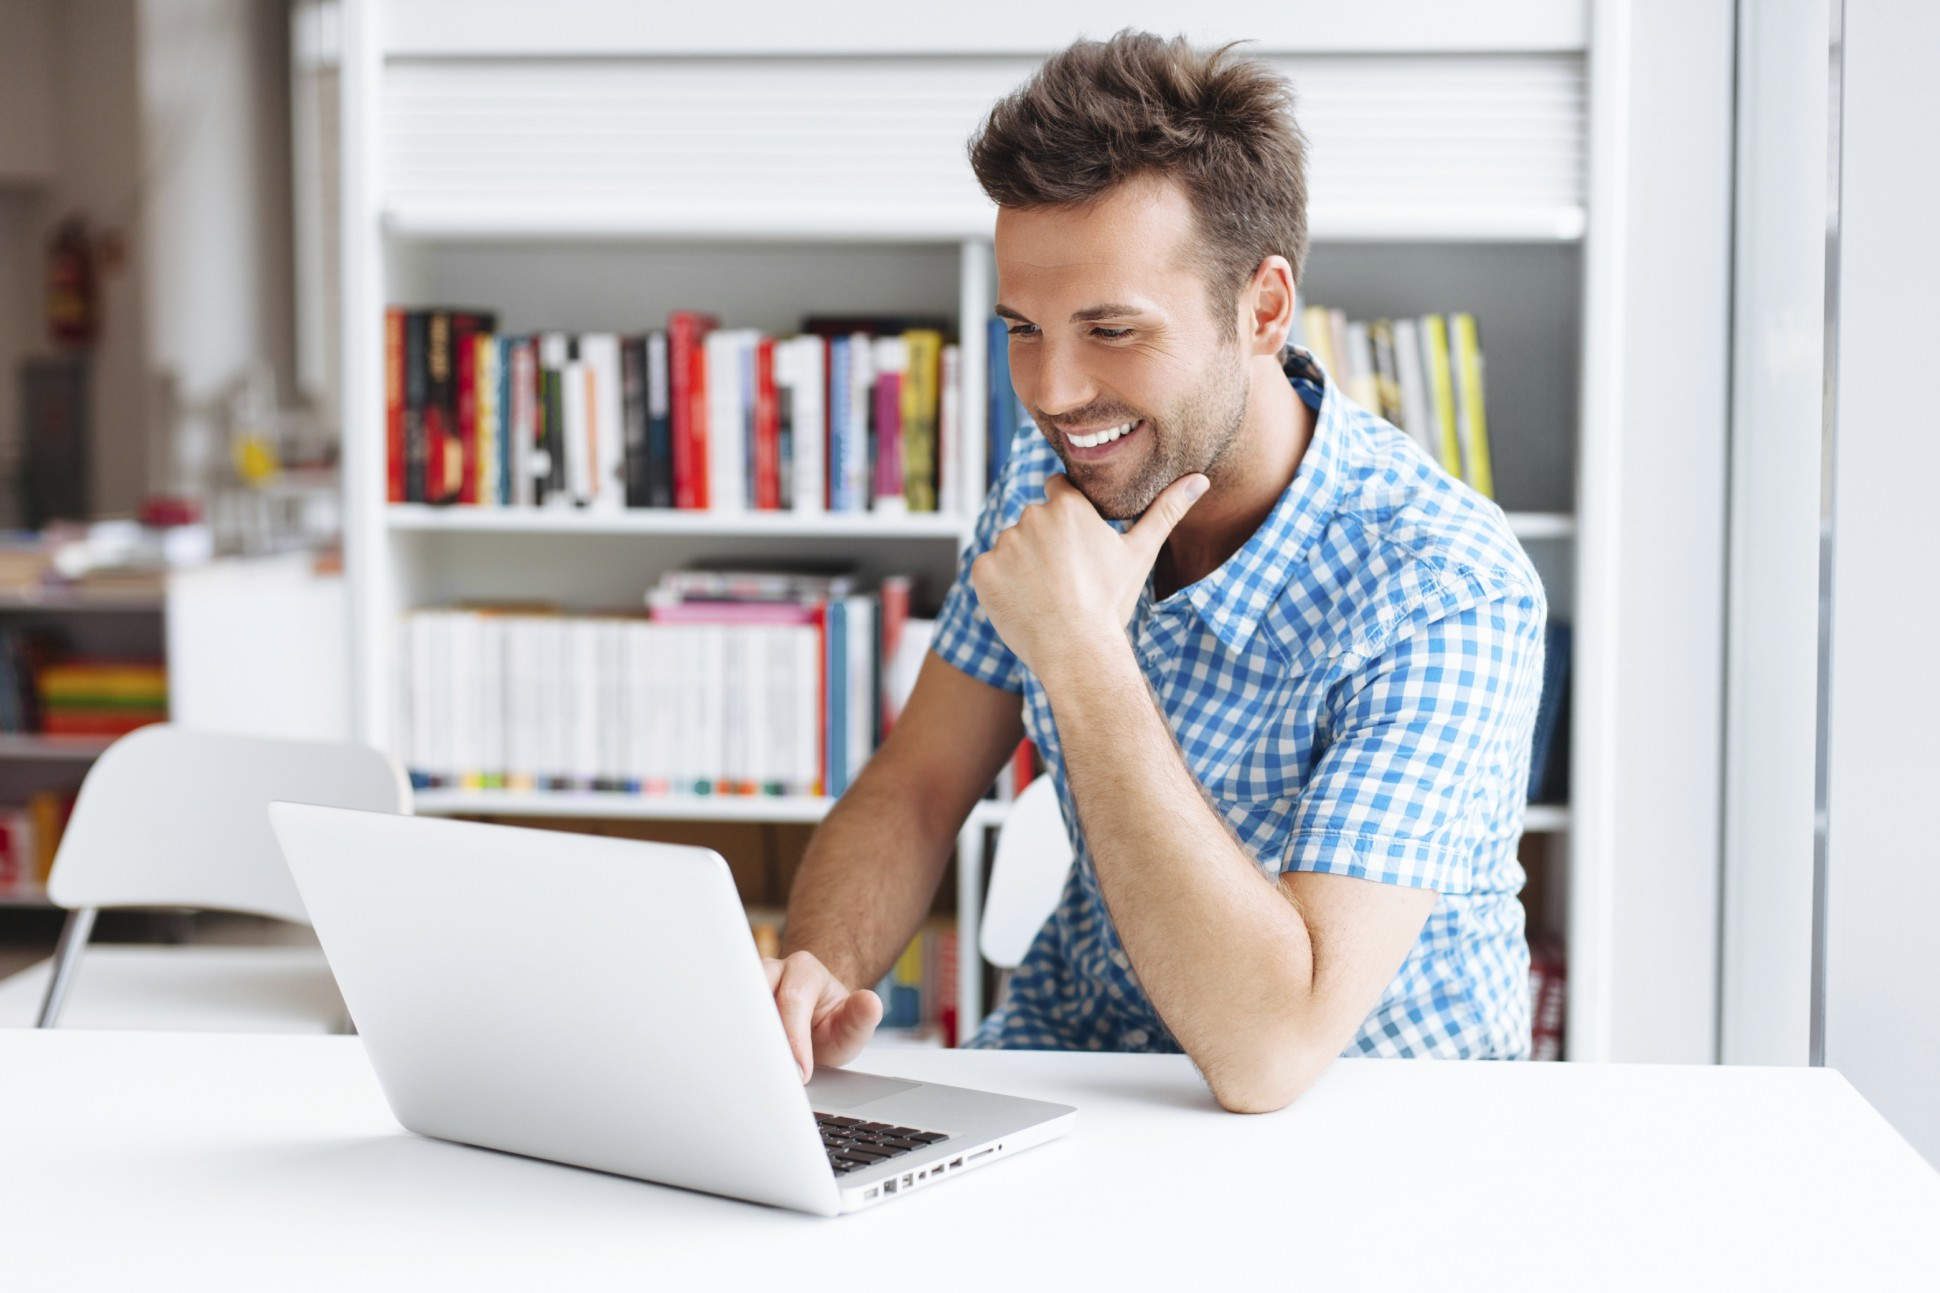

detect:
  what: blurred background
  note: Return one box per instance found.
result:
[0,0,1931,1164]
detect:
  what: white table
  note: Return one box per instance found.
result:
[1,1033,1934,1290]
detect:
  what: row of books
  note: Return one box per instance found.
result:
[397,568,925,798]
[384,309,971,517]
[0,627,168,738]
[747,910,961,1047]
[1293,306,1495,498]
[0,789,75,896]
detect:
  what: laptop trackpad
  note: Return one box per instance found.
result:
[806,1068,923,1110]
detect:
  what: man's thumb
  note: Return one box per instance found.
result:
[1128,473,1210,558]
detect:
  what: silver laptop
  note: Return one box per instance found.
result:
[266,802,1075,1216]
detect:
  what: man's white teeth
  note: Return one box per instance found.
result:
[1069,421,1137,449]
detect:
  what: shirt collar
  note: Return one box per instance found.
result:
[1157,346,1347,655]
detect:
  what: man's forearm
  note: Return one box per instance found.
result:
[1041,637,1320,1109]
[780,772,954,989]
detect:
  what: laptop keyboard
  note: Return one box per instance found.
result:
[813,1113,949,1175]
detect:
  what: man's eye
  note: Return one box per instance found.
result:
[1092,327,1133,340]
[1006,324,1038,338]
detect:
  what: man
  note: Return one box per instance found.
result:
[768,30,1546,1113]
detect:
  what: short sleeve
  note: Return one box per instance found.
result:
[1283,576,1547,893]
[930,439,1034,694]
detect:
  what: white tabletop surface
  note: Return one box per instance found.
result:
[1,1031,1934,1290]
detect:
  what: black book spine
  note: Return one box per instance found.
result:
[645,330,674,508]
[543,365,566,501]
[621,336,649,508]
[424,310,455,504]
[403,310,429,504]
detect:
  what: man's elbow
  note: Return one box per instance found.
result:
[1204,1036,1334,1114]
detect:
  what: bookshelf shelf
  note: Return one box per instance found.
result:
[1504,512,1576,541]
[0,588,165,613]
[1523,804,1570,833]
[383,203,1589,248]
[412,789,1019,827]
[385,505,969,542]
[0,887,51,909]
[0,735,117,762]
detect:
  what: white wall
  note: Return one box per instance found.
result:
[136,0,296,421]
[1820,1,1940,1165]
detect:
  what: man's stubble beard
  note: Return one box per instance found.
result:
[1057,344,1252,521]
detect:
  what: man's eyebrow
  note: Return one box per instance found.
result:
[993,302,1151,324]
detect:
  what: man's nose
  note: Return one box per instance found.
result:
[1030,340,1099,427]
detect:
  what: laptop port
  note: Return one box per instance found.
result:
[949,1157,963,1169]
[901,1173,913,1188]
[883,1179,898,1195]
[864,1187,879,1199]
[967,1147,996,1162]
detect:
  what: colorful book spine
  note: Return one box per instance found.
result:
[901,329,941,512]
[1449,312,1494,498]
[1420,314,1463,478]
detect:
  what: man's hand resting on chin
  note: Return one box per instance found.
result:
[969,471,1210,683]
[764,950,882,1083]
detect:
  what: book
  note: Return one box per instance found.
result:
[871,337,908,515]
[581,332,626,511]
[668,310,719,510]
[986,317,1016,490]
[1528,620,1573,804]
[644,330,674,508]
[901,329,942,512]
[620,336,650,508]
[1390,317,1436,461]
[1419,314,1463,478]
[403,311,430,502]
[1449,312,1495,498]
[753,336,782,510]
[939,343,962,516]
[779,335,826,514]
[384,308,406,503]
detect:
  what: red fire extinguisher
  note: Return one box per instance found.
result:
[46,216,97,350]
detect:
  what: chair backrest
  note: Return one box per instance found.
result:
[46,724,411,924]
[979,775,1075,970]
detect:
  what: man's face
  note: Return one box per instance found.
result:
[994,173,1252,520]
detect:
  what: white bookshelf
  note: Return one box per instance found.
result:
[339,1,1736,1062]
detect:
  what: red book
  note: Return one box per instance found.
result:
[1012,738,1036,792]
[384,308,405,503]
[873,369,904,509]
[668,310,719,510]
[452,312,492,506]
[878,574,911,739]
[753,336,781,510]
[423,311,455,503]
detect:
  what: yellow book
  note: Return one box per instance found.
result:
[1420,315,1464,478]
[1450,312,1494,498]
[1301,305,1338,375]
[901,330,942,513]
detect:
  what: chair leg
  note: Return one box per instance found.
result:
[34,907,97,1029]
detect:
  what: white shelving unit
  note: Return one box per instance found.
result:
[339,1,1735,1062]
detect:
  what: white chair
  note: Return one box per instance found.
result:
[27,724,410,1030]
[978,776,1075,977]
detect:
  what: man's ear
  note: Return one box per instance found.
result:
[1243,254,1297,357]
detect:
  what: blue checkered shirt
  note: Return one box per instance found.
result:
[935,347,1546,1059]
